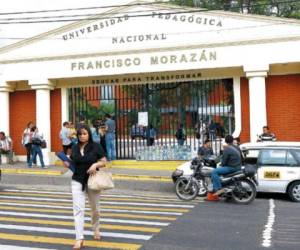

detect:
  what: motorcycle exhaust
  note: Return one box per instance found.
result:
[232,173,247,181]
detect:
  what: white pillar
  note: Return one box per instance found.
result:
[232,77,241,138]
[61,87,69,123]
[30,80,55,165]
[0,91,9,134]
[0,83,13,135]
[246,71,268,142]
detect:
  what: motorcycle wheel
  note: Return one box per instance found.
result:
[231,180,257,205]
[175,177,199,201]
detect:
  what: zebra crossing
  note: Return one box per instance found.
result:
[0,188,197,250]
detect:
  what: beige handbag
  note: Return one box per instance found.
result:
[88,169,114,191]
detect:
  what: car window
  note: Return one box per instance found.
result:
[259,149,287,165]
[243,149,260,165]
[293,149,300,161]
[286,151,298,166]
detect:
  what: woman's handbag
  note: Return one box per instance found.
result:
[40,140,47,149]
[88,169,114,191]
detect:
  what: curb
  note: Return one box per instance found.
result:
[1,168,64,176]
[112,174,172,182]
[55,160,184,171]
[1,168,172,182]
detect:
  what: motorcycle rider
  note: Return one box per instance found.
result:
[206,135,242,201]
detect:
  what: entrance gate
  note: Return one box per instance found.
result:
[68,79,235,159]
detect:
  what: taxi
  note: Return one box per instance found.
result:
[240,141,300,202]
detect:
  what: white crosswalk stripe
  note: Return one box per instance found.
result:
[0,245,58,250]
[0,202,183,215]
[0,188,197,250]
[0,211,170,226]
[0,224,152,240]
[0,195,194,207]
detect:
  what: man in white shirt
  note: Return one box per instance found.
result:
[0,131,13,164]
[60,121,72,155]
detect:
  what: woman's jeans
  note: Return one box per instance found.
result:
[28,144,45,167]
[71,181,101,240]
[211,166,240,192]
[25,143,35,164]
[105,133,116,161]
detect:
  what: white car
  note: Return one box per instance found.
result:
[172,141,300,202]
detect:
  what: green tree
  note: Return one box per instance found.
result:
[169,0,300,19]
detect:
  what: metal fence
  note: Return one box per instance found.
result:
[68,78,234,159]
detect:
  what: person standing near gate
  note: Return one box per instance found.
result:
[22,121,35,165]
[0,132,14,165]
[175,123,186,146]
[60,121,72,155]
[99,121,107,156]
[28,126,46,168]
[105,114,116,161]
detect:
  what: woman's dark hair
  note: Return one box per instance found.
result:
[76,124,93,144]
[30,126,37,132]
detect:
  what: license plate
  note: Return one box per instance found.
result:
[264,171,280,179]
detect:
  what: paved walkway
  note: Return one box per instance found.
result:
[0,160,186,182]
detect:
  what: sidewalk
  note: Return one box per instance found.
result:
[0,160,186,182]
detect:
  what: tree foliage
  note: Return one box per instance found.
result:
[169,0,300,19]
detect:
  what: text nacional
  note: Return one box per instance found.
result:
[112,33,167,44]
[70,50,217,71]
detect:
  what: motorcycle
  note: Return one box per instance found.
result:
[175,156,258,204]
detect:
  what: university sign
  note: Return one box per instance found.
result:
[62,12,223,43]
[70,50,217,71]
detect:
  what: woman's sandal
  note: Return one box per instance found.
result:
[94,231,101,240]
[72,239,84,250]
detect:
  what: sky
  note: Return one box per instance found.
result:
[0,0,144,47]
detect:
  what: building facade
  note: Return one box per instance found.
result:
[0,1,300,163]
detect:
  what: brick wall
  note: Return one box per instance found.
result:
[50,89,62,152]
[240,78,250,143]
[266,75,300,141]
[9,90,36,155]
[239,75,300,143]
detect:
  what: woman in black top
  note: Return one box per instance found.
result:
[66,124,106,250]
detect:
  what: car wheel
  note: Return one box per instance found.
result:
[287,181,300,202]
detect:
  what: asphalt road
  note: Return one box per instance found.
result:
[142,194,300,250]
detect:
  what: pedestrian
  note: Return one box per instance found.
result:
[63,124,106,250]
[0,131,14,164]
[60,121,72,155]
[147,124,156,146]
[22,121,35,165]
[257,126,276,142]
[208,120,217,140]
[104,114,116,161]
[76,116,86,130]
[69,122,78,145]
[195,121,208,145]
[28,126,46,168]
[175,123,186,146]
[99,121,107,156]
[90,120,100,144]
